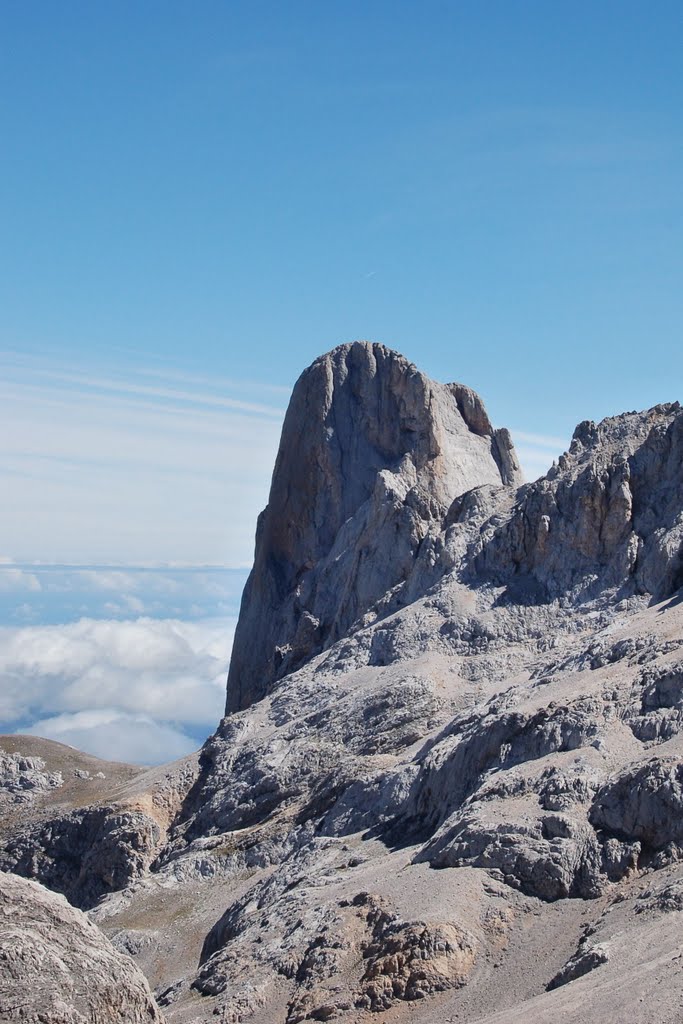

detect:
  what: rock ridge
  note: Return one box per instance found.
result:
[470,401,683,604]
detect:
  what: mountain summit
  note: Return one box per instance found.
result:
[227,341,522,711]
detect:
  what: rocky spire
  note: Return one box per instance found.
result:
[226,341,523,712]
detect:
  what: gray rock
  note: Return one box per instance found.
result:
[471,402,683,604]
[0,805,161,910]
[0,749,63,805]
[422,809,603,901]
[227,341,522,712]
[547,940,609,990]
[590,757,683,850]
[635,878,683,914]
[625,660,683,743]
[0,870,163,1022]
[324,696,604,844]
[169,669,447,850]
[193,848,477,1022]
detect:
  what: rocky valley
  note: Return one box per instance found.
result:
[3,340,683,1023]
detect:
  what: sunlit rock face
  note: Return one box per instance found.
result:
[227,340,522,712]
[470,402,683,604]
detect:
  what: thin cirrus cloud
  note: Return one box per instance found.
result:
[0,562,249,625]
[0,350,287,567]
[510,429,569,482]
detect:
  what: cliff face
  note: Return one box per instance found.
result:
[227,341,522,711]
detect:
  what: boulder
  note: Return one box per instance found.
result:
[0,870,163,1022]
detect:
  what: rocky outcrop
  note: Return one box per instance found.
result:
[590,757,683,852]
[0,746,199,912]
[170,669,445,850]
[0,870,163,1022]
[472,403,683,603]
[227,341,522,711]
[193,858,477,1023]
[0,806,161,910]
[424,809,604,901]
[0,749,63,807]
[547,940,609,990]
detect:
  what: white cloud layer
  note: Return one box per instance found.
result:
[24,710,198,765]
[0,568,42,592]
[0,616,234,764]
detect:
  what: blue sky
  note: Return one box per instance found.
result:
[1,2,681,761]
[3,2,682,435]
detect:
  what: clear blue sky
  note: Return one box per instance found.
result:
[2,0,682,563]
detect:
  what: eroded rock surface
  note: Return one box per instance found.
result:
[0,870,163,1023]
[0,740,199,910]
[3,344,683,1024]
[471,403,683,603]
[0,805,162,910]
[0,749,63,807]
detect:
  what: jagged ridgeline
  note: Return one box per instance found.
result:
[2,342,683,1024]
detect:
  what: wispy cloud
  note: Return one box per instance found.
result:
[24,367,287,418]
[510,430,569,450]
[510,428,569,482]
[0,562,248,625]
[0,352,287,565]
[136,365,292,397]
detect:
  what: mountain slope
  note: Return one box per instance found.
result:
[2,342,683,1024]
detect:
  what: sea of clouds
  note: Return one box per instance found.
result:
[0,564,247,764]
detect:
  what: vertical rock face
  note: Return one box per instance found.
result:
[227,341,522,712]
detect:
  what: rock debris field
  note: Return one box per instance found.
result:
[3,341,683,1023]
